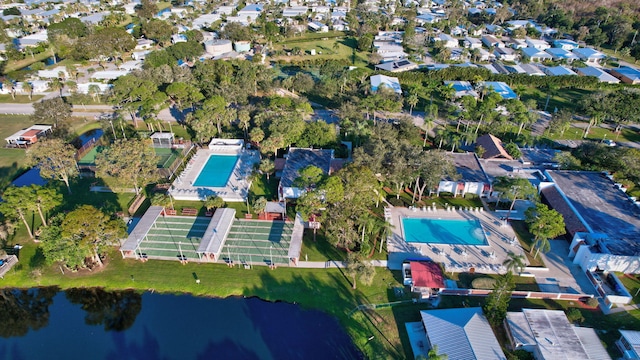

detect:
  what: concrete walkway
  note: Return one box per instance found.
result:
[296,260,388,269]
[529,239,596,295]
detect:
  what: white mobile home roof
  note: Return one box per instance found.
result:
[91,70,129,80]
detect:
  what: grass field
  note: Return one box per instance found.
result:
[517,87,594,113]
[544,124,640,144]
[0,95,43,103]
[272,37,371,67]
[3,51,53,74]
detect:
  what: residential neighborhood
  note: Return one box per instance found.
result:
[0,0,640,358]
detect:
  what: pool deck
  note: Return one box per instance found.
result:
[169,148,259,202]
[386,206,525,274]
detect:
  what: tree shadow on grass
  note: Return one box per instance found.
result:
[59,177,127,215]
[29,247,46,269]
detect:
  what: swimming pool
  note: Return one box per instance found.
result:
[402,218,488,246]
[193,154,239,187]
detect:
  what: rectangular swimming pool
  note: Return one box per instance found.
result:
[402,218,488,246]
[193,155,239,187]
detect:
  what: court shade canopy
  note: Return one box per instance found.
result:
[287,214,304,264]
[120,206,164,258]
[197,208,236,261]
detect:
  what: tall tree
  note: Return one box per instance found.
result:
[95,139,159,195]
[0,186,37,238]
[492,176,538,220]
[22,82,33,100]
[344,253,375,290]
[502,251,526,274]
[525,202,566,258]
[31,98,72,129]
[483,272,515,327]
[32,185,62,227]
[60,205,126,267]
[26,139,78,194]
[259,158,275,181]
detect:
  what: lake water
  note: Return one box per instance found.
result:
[0,288,362,360]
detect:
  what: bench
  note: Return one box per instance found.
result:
[181,208,198,216]
[163,209,177,216]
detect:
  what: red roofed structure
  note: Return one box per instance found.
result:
[406,261,445,299]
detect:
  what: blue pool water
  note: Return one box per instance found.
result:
[193,154,239,187]
[402,218,488,246]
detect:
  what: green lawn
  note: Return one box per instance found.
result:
[517,87,595,113]
[0,149,27,189]
[3,51,53,74]
[0,95,43,103]
[510,220,545,267]
[272,37,371,67]
[387,189,484,210]
[544,124,640,144]
[617,274,640,304]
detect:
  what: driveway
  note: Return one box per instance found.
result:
[528,239,595,295]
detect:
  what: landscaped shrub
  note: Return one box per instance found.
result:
[471,277,496,289]
[566,307,585,324]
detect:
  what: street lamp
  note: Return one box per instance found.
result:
[270,245,273,269]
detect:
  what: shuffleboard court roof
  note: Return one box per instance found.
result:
[197,208,236,256]
[121,206,164,251]
[288,214,304,259]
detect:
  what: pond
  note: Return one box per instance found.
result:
[0,288,362,360]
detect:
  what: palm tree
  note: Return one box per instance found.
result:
[448,132,461,153]
[502,251,526,274]
[532,238,550,259]
[406,92,419,115]
[151,193,174,210]
[88,84,101,102]
[48,78,64,97]
[204,195,224,211]
[22,82,33,100]
[237,109,251,141]
[427,344,448,360]
[259,158,275,181]
[3,79,14,100]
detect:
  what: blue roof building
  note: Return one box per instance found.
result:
[576,66,620,83]
[545,48,579,62]
[370,74,402,94]
[542,66,577,76]
[483,81,518,99]
[444,81,478,98]
[609,66,640,84]
[521,47,552,62]
[553,39,579,50]
[572,48,606,64]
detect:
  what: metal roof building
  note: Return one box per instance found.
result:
[506,309,610,360]
[420,307,506,360]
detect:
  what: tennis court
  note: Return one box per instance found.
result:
[78,146,104,166]
[154,147,181,169]
[125,213,296,265]
[221,220,294,266]
[135,216,209,260]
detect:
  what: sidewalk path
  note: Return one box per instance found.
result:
[296,260,388,269]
